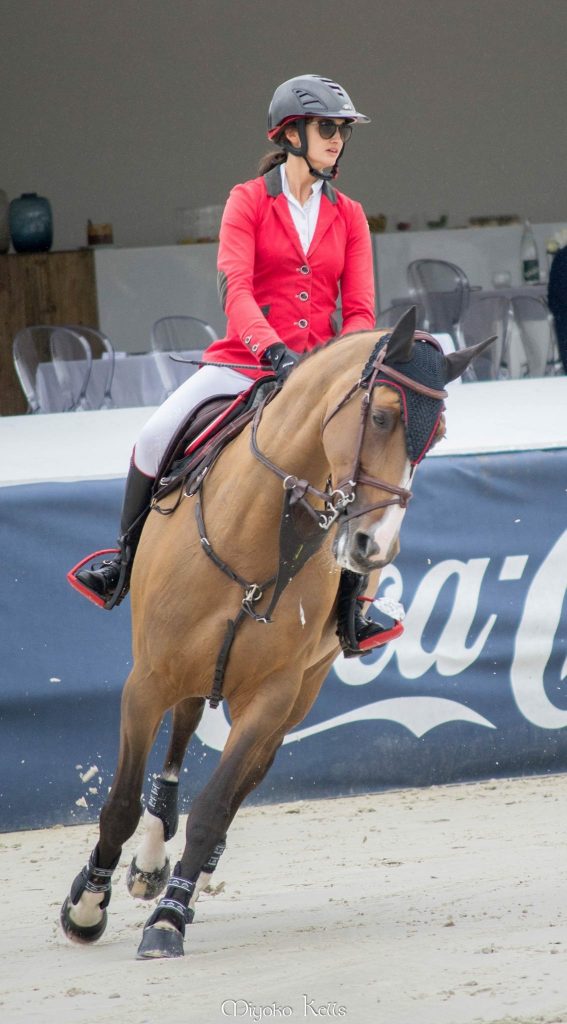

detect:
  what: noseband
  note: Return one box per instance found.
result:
[250,333,448,532]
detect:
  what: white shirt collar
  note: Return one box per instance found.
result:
[280,163,324,204]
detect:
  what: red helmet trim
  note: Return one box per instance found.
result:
[267,115,309,140]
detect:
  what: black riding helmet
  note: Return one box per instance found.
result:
[267,74,370,181]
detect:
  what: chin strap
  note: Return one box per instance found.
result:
[280,120,345,181]
[303,155,338,182]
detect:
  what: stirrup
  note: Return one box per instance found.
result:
[338,594,404,660]
[67,548,126,609]
[353,597,405,656]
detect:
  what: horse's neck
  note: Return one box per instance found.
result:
[255,334,372,479]
[253,382,329,488]
[206,333,373,510]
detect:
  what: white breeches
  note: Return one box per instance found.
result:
[134,365,252,478]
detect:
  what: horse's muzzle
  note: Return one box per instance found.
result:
[333,523,397,574]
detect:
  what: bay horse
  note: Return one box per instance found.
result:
[60,308,492,959]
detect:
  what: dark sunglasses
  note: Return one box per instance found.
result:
[309,119,353,142]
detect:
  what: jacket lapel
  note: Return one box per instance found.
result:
[263,167,306,262]
[307,182,339,258]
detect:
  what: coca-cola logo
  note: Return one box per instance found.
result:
[196,528,567,751]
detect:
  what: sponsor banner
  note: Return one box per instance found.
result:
[1,449,566,830]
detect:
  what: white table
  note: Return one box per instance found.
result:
[36,352,171,411]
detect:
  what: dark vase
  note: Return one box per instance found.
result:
[9,192,53,253]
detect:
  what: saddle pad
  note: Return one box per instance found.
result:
[153,377,277,502]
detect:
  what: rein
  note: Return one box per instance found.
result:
[250,397,355,531]
[250,340,448,529]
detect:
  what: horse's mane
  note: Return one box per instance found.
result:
[295,328,379,368]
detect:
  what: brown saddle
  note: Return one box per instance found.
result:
[153,377,278,503]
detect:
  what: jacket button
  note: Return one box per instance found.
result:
[296,318,308,329]
[251,343,259,352]
[299,265,310,275]
[244,335,252,345]
[297,291,309,301]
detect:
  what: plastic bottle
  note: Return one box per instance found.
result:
[520,220,540,283]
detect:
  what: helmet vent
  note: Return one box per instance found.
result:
[317,77,347,98]
[292,88,327,113]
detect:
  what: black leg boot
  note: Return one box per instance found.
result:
[73,462,154,609]
[336,569,404,659]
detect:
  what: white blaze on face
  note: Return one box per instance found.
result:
[369,460,413,559]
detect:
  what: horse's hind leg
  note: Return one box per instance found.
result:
[127,696,205,900]
[60,667,166,944]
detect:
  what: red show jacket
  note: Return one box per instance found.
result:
[204,165,376,379]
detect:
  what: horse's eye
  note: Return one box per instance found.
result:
[372,408,390,430]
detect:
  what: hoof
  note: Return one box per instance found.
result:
[60,896,108,944]
[126,855,170,900]
[136,924,184,959]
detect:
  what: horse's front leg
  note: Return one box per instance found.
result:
[60,668,165,944]
[227,648,337,818]
[136,683,298,959]
[127,696,206,900]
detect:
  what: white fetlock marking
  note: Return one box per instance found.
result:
[135,808,167,872]
[189,870,213,910]
[153,920,178,931]
[69,890,104,928]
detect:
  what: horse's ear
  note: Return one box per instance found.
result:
[383,306,417,363]
[444,336,497,382]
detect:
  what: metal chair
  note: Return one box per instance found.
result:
[150,316,218,398]
[13,325,92,413]
[63,325,116,408]
[407,259,471,344]
[509,295,557,378]
[459,294,512,381]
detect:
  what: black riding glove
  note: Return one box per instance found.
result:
[263,343,300,383]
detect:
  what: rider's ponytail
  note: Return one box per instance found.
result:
[257,148,287,176]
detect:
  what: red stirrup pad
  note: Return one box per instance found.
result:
[355,593,405,650]
[67,548,120,608]
[356,618,404,651]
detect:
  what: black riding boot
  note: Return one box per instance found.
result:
[75,462,154,608]
[336,569,404,659]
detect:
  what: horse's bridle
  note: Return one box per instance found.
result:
[250,337,448,532]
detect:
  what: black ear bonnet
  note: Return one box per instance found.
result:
[362,335,447,465]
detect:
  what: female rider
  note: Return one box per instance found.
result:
[74,73,396,657]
